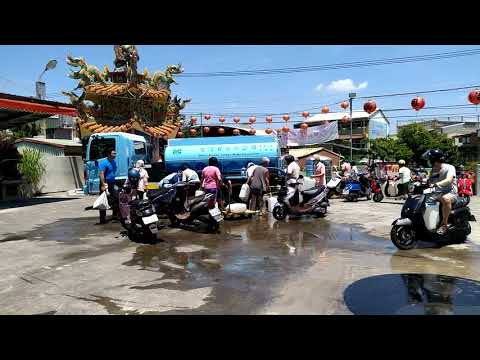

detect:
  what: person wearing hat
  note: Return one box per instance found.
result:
[246,161,257,178]
[397,159,411,199]
[247,157,270,215]
[312,154,326,187]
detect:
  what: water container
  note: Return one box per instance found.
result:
[265,196,278,212]
[424,202,440,231]
[305,160,314,177]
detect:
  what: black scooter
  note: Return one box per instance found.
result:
[391,182,476,250]
[165,182,223,233]
[273,175,329,220]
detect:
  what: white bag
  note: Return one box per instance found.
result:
[239,183,251,202]
[93,190,110,210]
[227,203,247,214]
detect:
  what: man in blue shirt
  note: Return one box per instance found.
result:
[98,148,118,224]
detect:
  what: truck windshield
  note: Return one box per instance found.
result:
[88,138,116,161]
[133,141,146,157]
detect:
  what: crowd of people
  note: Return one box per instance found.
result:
[96,146,474,236]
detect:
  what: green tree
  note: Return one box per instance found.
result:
[369,137,414,162]
[10,122,41,139]
[397,124,459,165]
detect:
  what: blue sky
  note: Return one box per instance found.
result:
[1,45,480,133]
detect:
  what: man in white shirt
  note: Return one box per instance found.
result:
[246,162,257,178]
[312,154,326,186]
[285,155,300,182]
[397,159,411,199]
[181,164,199,183]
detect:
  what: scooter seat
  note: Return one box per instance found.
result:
[188,195,204,207]
[147,188,171,199]
[303,186,324,196]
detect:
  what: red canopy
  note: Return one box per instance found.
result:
[0,97,77,117]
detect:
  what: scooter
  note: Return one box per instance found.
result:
[166,182,224,233]
[273,175,330,220]
[390,182,476,250]
[326,174,344,199]
[370,175,384,202]
[342,173,372,201]
[119,184,161,243]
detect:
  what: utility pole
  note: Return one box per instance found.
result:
[349,92,356,161]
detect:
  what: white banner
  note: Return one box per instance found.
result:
[278,122,339,147]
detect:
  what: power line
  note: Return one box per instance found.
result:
[357,84,480,99]
[177,48,480,78]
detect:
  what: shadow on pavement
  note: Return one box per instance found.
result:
[0,197,78,210]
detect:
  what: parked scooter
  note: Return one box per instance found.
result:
[273,175,329,220]
[326,173,344,199]
[119,169,161,243]
[166,181,224,232]
[342,173,372,201]
[370,174,384,202]
[390,181,476,250]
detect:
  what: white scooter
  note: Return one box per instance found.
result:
[326,173,344,198]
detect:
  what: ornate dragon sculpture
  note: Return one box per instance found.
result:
[146,63,184,90]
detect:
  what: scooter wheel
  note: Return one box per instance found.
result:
[273,205,287,220]
[373,193,384,202]
[390,225,417,250]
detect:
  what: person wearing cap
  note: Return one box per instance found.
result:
[312,154,326,186]
[246,161,257,178]
[247,157,270,215]
[397,159,411,199]
[134,159,149,200]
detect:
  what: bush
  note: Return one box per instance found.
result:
[17,149,46,197]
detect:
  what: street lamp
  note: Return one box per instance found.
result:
[36,59,57,99]
[349,92,356,161]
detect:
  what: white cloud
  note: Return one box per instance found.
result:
[315,83,324,92]
[325,79,368,92]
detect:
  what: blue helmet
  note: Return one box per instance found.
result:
[128,168,141,187]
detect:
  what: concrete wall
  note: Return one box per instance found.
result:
[38,156,84,194]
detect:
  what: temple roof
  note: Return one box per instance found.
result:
[77,118,180,138]
[84,83,170,102]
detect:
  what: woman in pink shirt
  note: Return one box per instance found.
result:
[201,157,222,207]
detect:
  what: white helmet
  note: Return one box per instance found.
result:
[398,159,406,165]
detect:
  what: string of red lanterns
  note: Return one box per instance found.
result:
[183,89,480,138]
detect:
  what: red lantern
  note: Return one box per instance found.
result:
[282,114,290,121]
[363,100,377,114]
[189,128,197,136]
[282,125,289,133]
[341,101,349,110]
[233,129,241,135]
[204,114,211,121]
[300,123,308,129]
[249,116,256,124]
[265,128,273,134]
[219,116,225,123]
[302,111,310,118]
[411,96,425,111]
[266,116,273,123]
[191,116,197,125]
[341,115,350,124]
[218,127,225,135]
[233,116,240,123]
[203,126,210,133]
[177,131,184,138]
[249,128,256,135]
[321,106,329,114]
[468,90,480,105]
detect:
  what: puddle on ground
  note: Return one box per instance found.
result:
[119,217,392,314]
[344,273,480,315]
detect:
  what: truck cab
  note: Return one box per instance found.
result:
[83,132,149,194]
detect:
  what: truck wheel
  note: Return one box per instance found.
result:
[273,205,287,220]
[390,225,417,250]
[373,193,384,202]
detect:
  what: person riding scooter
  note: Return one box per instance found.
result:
[284,154,301,204]
[422,149,457,235]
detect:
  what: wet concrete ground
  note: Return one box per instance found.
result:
[0,194,479,314]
